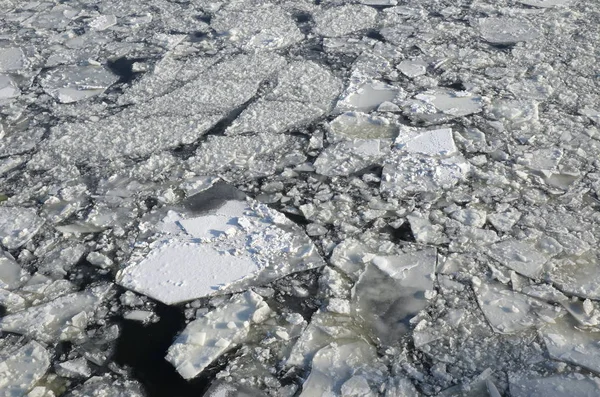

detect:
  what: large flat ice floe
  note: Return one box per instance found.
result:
[166,291,270,379]
[117,183,325,305]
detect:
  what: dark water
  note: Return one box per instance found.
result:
[114,302,214,397]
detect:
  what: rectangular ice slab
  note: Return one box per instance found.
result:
[166,291,270,379]
[0,341,50,396]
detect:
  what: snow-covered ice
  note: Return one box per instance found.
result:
[0,341,50,396]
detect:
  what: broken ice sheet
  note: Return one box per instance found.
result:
[509,373,600,397]
[472,280,560,334]
[0,341,51,396]
[0,251,28,290]
[353,248,437,343]
[166,291,270,379]
[540,315,600,374]
[0,206,45,250]
[335,80,401,113]
[40,65,118,103]
[0,284,111,342]
[299,341,380,397]
[117,184,325,304]
[479,18,540,44]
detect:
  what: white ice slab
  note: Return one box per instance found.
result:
[119,241,259,305]
[397,59,427,78]
[479,18,539,44]
[541,316,600,374]
[396,128,457,157]
[166,291,270,379]
[0,284,110,342]
[0,341,50,396]
[55,357,91,378]
[41,65,118,103]
[402,89,482,124]
[118,189,325,305]
[487,239,548,278]
[510,373,600,397]
[300,341,378,397]
[0,207,45,250]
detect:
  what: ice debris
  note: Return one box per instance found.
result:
[0,284,111,342]
[166,291,270,379]
[313,5,377,38]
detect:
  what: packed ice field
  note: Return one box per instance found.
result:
[1,0,600,396]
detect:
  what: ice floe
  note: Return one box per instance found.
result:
[479,18,540,44]
[0,207,45,250]
[509,373,600,397]
[165,291,270,379]
[0,341,50,396]
[0,284,111,342]
[117,183,325,304]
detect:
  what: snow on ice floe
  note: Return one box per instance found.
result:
[40,65,119,103]
[509,373,600,397]
[0,207,45,250]
[0,341,51,396]
[166,291,271,379]
[117,183,325,305]
[479,18,540,45]
[0,284,111,342]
